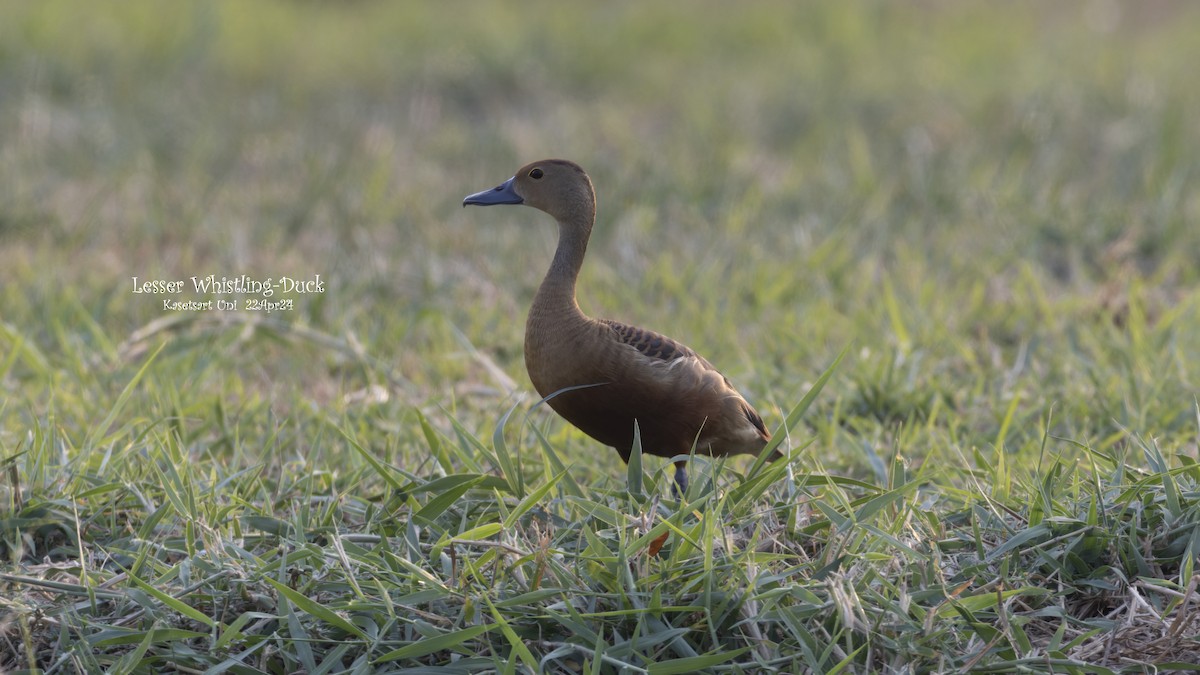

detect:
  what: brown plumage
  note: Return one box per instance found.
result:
[463,159,773,492]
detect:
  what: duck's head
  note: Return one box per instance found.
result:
[463,159,595,224]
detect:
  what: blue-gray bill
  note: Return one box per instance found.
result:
[463,176,522,206]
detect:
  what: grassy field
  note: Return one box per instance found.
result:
[3,1,1200,672]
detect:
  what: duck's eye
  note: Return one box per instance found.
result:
[529,168,544,179]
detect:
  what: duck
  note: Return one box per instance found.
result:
[463,159,774,493]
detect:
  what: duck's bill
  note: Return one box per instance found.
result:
[463,176,523,206]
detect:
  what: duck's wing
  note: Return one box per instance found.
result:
[596,319,771,450]
[598,319,698,363]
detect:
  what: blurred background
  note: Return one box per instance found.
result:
[2,0,1199,469]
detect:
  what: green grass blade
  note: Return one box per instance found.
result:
[264,577,368,640]
[482,593,539,671]
[493,398,524,497]
[375,624,491,662]
[647,647,751,674]
[126,571,217,628]
[108,628,156,675]
[504,469,566,528]
[83,341,165,451]
[338,423,404,492]
[413,476,483,525]
[627,420,644,500]
[751,341,852,475]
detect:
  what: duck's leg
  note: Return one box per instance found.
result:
[672,461,689,498]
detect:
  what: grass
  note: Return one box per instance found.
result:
[3,0,1200,672]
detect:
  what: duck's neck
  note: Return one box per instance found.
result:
[530,217,591,323]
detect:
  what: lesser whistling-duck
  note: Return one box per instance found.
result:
[463,159,774,492]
